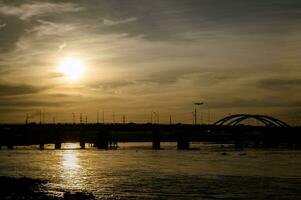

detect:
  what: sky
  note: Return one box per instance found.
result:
[0,0,300,124]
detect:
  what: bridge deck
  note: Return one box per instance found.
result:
[0,124,299,149]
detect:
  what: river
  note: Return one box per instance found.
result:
[0,143,301,199]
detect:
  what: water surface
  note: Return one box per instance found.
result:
[0,143,301,199]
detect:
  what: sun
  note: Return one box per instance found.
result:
[58,57,85,81]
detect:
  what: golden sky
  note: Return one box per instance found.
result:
[0,0,300,124]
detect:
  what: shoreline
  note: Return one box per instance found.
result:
[0,176,95,200]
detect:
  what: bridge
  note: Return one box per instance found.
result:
[213,114,290,127]
[0,114,300,150]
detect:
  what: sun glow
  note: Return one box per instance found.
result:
[58,57,85,81]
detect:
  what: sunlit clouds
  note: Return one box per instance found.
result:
[0,0,300,123]
[0,2,82,21]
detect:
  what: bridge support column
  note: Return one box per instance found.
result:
[96,139,108,149]
[253,136,260,148]
[80,141,85,149]
[235,139,243,149]
[290,131,300,149]
[263,132,279,148]
[234,131,244,149]
[177,132,190,150]
[295,130,301,149]
[55,142,61,150]
[295,141,301,149]
[79,129,86,149]
[39,143,45,150]
[95,131,109,149]
[107,137,118,149]
[269,138,279,148]
[152,131,161,150]
[7,144,13,150]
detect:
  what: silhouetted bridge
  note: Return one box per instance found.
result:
[0,114,300,150]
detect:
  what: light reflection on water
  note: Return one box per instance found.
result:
[62,143,80,149]
[1,143,301,199]
[62,151,80,169]
[59,151,84,191]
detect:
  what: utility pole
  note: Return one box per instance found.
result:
[42,110,45,124]
[153,112,157,124]
[201,112,203,125]
[97,110,99,123]
[80,113,83,124]
[194,108,197,125]
[102,109,105,124]
[72,113,75,124]
[39,110,42,124]
[194,102,204,125]
[208,111,211,125]
[25,113,29,124]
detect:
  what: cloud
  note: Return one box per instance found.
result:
[30,19,78,37]
[0,99,73,108]
[0,23,6,29]
[258,78,301,90]
[47,72,64,78]
[0,83,46,97]
[208,98,301,109]
[103,17,137,26]
[0,0,301,123]
[91,80,136,90]
[0,2,83,20]
[58,42,67,52]
[141,68,201,85]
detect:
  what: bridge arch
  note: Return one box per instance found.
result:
[213,114,290,127]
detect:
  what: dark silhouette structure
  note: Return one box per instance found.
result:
[213,114,290,127]
[0,114,299,150]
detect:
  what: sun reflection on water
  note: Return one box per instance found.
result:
[60,151,85,190]
[62,151,80,169]
[62,143,80,149]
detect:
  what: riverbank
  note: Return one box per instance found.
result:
[0,176,95,200]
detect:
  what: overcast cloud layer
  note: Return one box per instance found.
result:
[0,0,300,124]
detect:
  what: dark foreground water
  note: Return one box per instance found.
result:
[0,143,301,199]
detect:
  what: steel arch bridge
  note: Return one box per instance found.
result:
[213,114,290,127]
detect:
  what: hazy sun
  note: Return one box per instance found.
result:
[58,57,85,81]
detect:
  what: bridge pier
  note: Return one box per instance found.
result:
[80,141,85,149]
[96,139,108,149]
[177,132,190,150]
[234,131,244,149]
[295,141,301,149]
[55,142,61,150]
[263,133,279,148]
[79,129,86,149]
[294,129,301,149]
[95,130,109,149]
[108,140,118,149]
[234,139,243,149]
[39,143,45,150]
[253,137,260,148]
[152,131,161,150]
